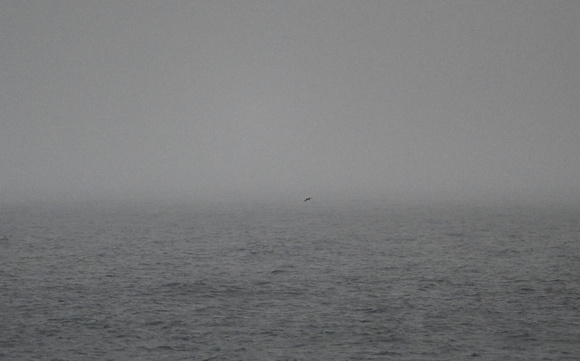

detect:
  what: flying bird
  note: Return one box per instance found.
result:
[304,197,312,202]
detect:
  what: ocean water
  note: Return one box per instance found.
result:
[1,199,578,360]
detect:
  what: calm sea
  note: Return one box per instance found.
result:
[1,199,578,360]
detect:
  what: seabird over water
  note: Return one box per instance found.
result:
[304,197,312,202]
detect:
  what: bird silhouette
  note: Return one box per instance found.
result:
[304,197,312,202]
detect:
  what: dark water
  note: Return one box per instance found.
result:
[1,200,579,360]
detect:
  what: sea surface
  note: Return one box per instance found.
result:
[1,199,579,360]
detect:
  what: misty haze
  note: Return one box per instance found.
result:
[1,1,578,205]
[1,1,579,360]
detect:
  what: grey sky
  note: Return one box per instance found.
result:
[1,1,579,203]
